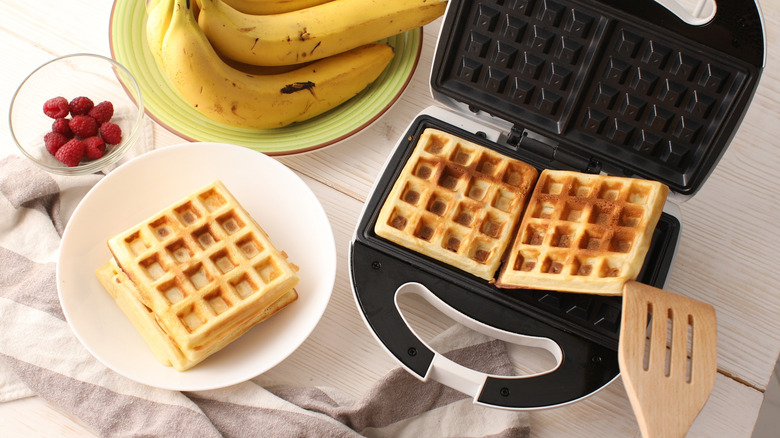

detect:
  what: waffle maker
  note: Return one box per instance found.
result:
[349,0,764,410]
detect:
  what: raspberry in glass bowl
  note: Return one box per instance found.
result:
[9,53,144,175]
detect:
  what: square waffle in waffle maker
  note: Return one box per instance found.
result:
[495,169,669,294]
[350,0,763,410]
[375,128,539,281]
[100,180,299,370]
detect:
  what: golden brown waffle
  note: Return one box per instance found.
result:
[374,128,539,280]
[96,260,297,371]
[495,170,669,295]
[96,260,191,369]
[105,180,299,364]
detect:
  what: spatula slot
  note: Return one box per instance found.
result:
[686,314,694,383]
[643,302,652,371]
[664,308,673,377]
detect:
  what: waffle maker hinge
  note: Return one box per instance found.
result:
[505,125,602,174]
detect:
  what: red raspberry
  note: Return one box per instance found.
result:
[51,118,73,137]
[44,132,69,155]
[69,115,98,138]
[43,97,70,119]
[99,122,122,145]
[83,136,106,160]
[88,101,114,125]
[69,96,94,116]
[55,138,85,167]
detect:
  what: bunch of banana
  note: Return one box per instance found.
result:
[222,0,332,15]
[146,0,396,129]
[197,0,448,66]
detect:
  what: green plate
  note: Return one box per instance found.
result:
[109,0,422,155]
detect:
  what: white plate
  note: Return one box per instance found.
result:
[57,143,336,391]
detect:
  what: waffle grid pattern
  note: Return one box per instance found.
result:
[572,22,746,175]
[375,128,538,281]
[440,0,747,185]
[449,0,608,131]
[107,181,299,357]
[496,169,668,294]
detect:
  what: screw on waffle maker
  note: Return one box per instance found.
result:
[350,0,764,410]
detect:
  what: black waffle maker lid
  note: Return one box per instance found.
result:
[431,0,764,196]
[349,0,764,411]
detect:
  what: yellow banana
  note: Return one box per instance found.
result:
[197,0,446,66]
[222,0,332,14]
[146,0,175,71]
[161,0,395,129]
[146,0,161,13]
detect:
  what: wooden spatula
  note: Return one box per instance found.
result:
[618,280,718,438]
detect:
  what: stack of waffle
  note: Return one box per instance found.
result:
[375,128,669,295]
[96,180,299,370]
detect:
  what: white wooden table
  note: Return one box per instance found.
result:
[1,1,778,436]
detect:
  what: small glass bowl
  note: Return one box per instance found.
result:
[9,53,144,175]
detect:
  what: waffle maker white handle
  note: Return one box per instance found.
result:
[654,0,716,25]
[396,282,567,403]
